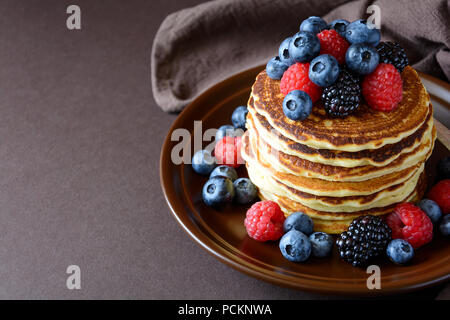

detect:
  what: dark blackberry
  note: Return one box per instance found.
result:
[336,215,392,267]
[321,68,361,117]
[376,41,409,72]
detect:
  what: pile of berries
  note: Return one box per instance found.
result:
[191,105,258,208]
[245,203,334,261]
[266,16,409,119]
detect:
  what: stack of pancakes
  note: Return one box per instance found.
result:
[242,66,436,234]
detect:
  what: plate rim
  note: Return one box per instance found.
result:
[160,66,450,296]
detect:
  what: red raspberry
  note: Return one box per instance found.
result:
[317,29,349,64]
[386,203,433,249]
[427,179,450,214]
[280,62,322,102]
[214,136,242,168]
[244,201,285,242]
[362,63,403,112]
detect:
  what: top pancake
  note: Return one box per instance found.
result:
[251,66,430,151]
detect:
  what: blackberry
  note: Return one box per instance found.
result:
[321,68,361,117]
[376,41,409,72]
[336,215,392,267]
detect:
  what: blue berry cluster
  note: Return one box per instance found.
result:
[202,166,257,207]
[279,212,333,262]
[266,16,383,120]
[191,105,258,208]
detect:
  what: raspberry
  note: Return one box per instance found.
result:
[362,63,403,111]
[244,201,285,242]
[427,179,450,214]
[317,29,349,64]
[214,136,242,168]
[386,203,433,249]
[280,63,322,102]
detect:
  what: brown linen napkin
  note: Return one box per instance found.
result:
[151,0,450,112]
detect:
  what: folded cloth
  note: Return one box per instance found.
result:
[151,0,450,112]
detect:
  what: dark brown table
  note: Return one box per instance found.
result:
[0,0,445,299]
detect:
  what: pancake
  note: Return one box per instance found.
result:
[248,119,435,182]
[259,176,425,234]
[244,141,424,212]
[251,66,430,151]
[247,101,434,167]
[244,131,427,197]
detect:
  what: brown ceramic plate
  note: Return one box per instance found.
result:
[160,66,450,296]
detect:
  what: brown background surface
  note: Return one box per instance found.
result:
[0,0,446,299]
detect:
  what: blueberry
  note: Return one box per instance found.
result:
[345,43,379,75]
[266,56,289,80]
[437,157,450,179]
[309,54,340,87]
[278,37,294,66]
[216,124,238,141]
[210,165,238,181]
[279,230,311,262]
[282,90,312,121]
[233,178,258,204]
[283,211,314,235]
[418,199,442,224]
[288,31,321,63]
[300,16,327,34]
[440,215,450,237]
[309,232,333,258]
[191,149,216,175]
[345,19,380,46]
[328,19,349,37]
[386,239,414,265]
[202,176,235,207]
[231,106,248,130]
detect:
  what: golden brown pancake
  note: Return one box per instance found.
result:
[246,115,436,181]
[247,101,433,167]
[251,66,430,151]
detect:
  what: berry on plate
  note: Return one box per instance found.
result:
[309,232,333,258]
[192,149,216,175]
[362,63,403,112]
[279,230,311,262]
[278,37,294,66]
[231,105,248,130]
[309,54,340,87]
[244,200,285,242]
[345,43,379,75]
[233,177,258,204]
[386,203,433,249]
[418,199,442,224]
[437,157,450,180]
[215,124,238,141]
[283,211,314,235]
[376,41,409,73]
[210,165,238,181]
[266,56,289,80]
[282,90,312,121]
[280,62,322,102]
[214,136,243,168]
[288,31,321,63]
[386,239,414,265]
[322,67,361,117]
[202,176,235,207]
[440,215,450,237]
[299,16,327,34]
[317,29,349,64]
[336,215,391,267]
[328,19,349,37]
[427,179,450,215]
[344,19,380,46]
